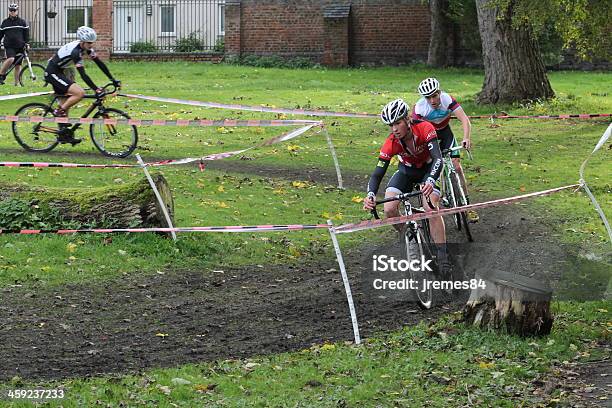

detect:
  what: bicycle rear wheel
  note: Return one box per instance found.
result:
[18,63,47,91]
[450,172,473,242]
[89,108,138,158]
[12,102,59,152]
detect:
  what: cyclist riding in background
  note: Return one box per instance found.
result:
[0,3,29,86]
[363,99,452,275]
[412,77,478,222]
[44,26,121,144]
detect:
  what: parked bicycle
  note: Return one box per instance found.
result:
[441,145,473,242]
[371,189,437,309]
[12,82,138,158]
[0,47,46,89]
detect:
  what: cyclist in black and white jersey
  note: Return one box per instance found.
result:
[44,26,120,143]
[0,3,29,85]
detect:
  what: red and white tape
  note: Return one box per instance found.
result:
[0,114,321,127]
[120,93,611,121]
[0,224,329,235]
[333,184,581,234]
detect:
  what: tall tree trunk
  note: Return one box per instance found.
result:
[475,0,554,104]
[427,0,450,67]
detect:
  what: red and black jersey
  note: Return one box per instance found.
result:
[378,120,438,168]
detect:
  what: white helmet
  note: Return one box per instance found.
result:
[381,99,409,125]
[417,77,440,97]
[76,26,97,42]
[8,3,18,10]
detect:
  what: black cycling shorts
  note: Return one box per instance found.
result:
[4,47,23,59]
[44,70,74,95]
[386,162,441,196]
[436,126,460,158]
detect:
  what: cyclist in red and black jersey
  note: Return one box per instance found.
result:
[363,99,451,271]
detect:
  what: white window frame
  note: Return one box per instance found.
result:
[64,6,91,38]
[159,4,176,37]
[218,2,225,35]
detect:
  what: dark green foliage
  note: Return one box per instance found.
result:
[129,41,157,53]
[226,55,318,69]
[174,33,205,52]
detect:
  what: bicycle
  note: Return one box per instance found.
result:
[12,82,139,158]
[0,47,46,89]
[371,189,437,309]
[440,145,473,242]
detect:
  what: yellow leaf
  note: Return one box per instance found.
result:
[156,333,169,337]
[292,181,307,188]
[288,246,301,258]
[352,196,364,203]
[217,201,229,208]
[287,144,300,152]
[519,186,526,192]
[321,211,331,219]
[478,361,495,369]
[218,185,225,192]
[320,344,336,351]
[66,243,77,253]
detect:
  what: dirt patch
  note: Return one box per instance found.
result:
[0,241,461,382]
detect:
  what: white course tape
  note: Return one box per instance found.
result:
[0,91,53,101]
[327,220,361,345]
[136,154,177,241]
[322,126,344,189]
[579,123,612,245]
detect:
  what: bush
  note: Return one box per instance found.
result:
[213,38,225,53]
[130,41,157,53]
[229,55,318,69]
[175,33,204,52]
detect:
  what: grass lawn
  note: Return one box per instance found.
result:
[0,62,610,406]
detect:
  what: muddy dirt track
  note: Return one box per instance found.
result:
[0,159,608,382]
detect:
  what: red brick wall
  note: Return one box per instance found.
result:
[92,0,113,60]
[227,0,431,66]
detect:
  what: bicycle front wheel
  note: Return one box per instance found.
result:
[18,63,47,90]
[89,108,138,158]
[12,102,59,152]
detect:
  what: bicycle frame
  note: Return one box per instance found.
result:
[34,84,117,135]
[3,49,30,76]
[441,145,471,209]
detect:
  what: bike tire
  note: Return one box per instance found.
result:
[401,201,435,309]
[18,63,47,89]
[450,172,474,242]
[12,102,59,153]
[89,108,138,158]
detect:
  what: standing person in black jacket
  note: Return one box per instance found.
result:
[0,3,29,85]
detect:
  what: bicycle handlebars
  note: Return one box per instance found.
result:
[369,190,423,220]
[442,145,473,160]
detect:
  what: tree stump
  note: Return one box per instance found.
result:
[0,174,174,231]
[461,270,554,336]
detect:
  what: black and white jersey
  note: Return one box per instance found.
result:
[46,40,97,73]
[0,16,29,48]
